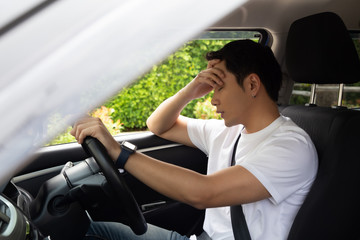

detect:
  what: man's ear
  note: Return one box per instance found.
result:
[246,73,261,98]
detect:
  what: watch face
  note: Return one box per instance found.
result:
[123,141,137,151]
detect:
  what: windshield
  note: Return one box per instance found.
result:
[0,0,247,186]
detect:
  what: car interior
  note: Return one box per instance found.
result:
[1,0,360,240]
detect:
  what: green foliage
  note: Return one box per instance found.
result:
[91,106,123,135]
[194,97,221,120]
[107,40,231,131]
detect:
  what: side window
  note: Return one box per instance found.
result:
[345,32,360,108]
[47,30,267,146]
[290,31,360,108]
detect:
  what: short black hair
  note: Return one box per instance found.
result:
[206,40,282,102]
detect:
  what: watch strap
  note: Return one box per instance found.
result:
[116,148,131,169]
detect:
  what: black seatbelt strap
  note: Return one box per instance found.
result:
[230,132,252,240]
[230,133,241,166]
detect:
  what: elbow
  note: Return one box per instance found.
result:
[184,190,213,210]
[146,118,153,132]
[181,175,216,210]
[191,202,207,210]
[146,115,156,132]
[146,117,162,136]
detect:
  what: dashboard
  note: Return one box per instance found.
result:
[0,157,109,240]
[0,182,48,240]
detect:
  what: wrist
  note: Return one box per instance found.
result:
[177,87,194,103]
[115,141,137,169]
[112,146,121,163]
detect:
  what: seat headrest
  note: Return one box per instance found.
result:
[285,12,360,84]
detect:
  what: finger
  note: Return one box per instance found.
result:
[209,68,225,85]
[71,117,90,140]
[71,117,120,160]
[199,68,224,86]
[206,59,225,81]
[72,117,103,143]
[196,71,219,88]
[207,59,221,68]
[77,125,98,144]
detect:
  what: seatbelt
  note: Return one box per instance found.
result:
[230,132,252,240]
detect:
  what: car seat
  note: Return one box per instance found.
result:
[282,12,360,239]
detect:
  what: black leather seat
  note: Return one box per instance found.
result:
[281,12,360,239]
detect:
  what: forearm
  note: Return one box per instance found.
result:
[125,151,209,209]
[125,152,271,209]
[147,62,223,137]
[146,89,192,136]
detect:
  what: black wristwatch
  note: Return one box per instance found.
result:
[115,141,137,169]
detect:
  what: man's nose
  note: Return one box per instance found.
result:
[211,95,218,106]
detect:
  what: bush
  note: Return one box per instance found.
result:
[194,97,221,120]
[91,106,123,135]
[107,40,230,131]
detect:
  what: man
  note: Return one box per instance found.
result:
[72,40,318,240]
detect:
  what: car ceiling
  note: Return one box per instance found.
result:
[213,0,360,32]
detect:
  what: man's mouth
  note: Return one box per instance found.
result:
[217,111,224,118]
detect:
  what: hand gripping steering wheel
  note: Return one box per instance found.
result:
[82,136,147,235]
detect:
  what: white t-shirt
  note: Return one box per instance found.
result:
[187,115,318,240]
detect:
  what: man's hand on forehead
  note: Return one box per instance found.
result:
[207,59,225,88]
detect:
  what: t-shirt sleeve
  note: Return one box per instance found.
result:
[240,131,318,205]
[187,118,223,156]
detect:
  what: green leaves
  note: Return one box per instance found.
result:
[107,40,230,131]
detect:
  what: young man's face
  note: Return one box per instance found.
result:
[211,60,252,127]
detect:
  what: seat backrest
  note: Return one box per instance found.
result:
[282,105,360,239]
[283,12,360,239]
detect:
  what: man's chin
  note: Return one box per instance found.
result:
[224,119,242,128]
[224,120,233,127]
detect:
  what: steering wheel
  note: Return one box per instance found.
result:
[82,136,147,235]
